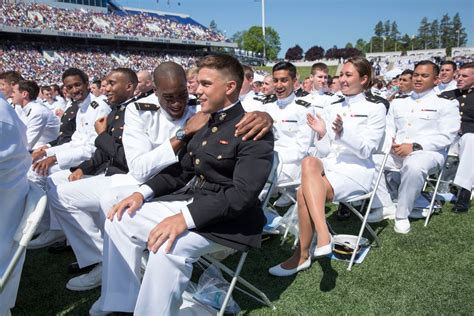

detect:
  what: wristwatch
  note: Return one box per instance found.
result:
[412,143,423,151]
[175,128,189,142]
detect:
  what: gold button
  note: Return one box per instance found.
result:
[111,128,115,132]
[460,112,463,115]
[200,174,205,180]
[119,136,122,139]
[211,126,218,133]
[463,95,466,98]
[59,131,63,135]
[115,115,119,120]
[60,122,63,125]
[217,155,222,160]
[202,140,207,146]
[120,126,124,130]
[195,158,200,165]
[461,103,464,107]
[189,151,193,156]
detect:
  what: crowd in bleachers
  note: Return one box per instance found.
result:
[1,50,473,315]
[0,42,198,84]
[0,2,226,42]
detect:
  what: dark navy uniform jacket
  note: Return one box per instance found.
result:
[442,88,474,135]
[49,101,79,146]
[143,102,274,251]
[73,98,135,176]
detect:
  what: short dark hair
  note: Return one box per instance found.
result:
[51,84,61,93]
[40,86,52,93]
[414,60,440,76]
[272,61,297,79]
[17,80,39,101]
[311,62,328,75]
[92,80,101,87]
[62,68,89,84]
[0,71,23,84]
[440,60,457,71]
[401,69,414,77]
[110,68,138,87]
[460,62,474,70]
[242,65,254,81]
[197,54,244,92]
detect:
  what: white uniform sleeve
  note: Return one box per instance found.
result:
[336,103,386,159]
[123,106,178,183]
[280,106,314,164]
[25,111,47,151]
[418,99,460,152]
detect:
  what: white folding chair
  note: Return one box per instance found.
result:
[0,181,47,291]
[196,152,279,315]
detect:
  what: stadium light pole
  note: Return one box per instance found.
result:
[261,0,266,62]
[382,36,385,52]
[411,35,415,50]
[456,29,460,47]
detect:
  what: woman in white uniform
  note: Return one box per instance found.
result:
[269,57,386,276]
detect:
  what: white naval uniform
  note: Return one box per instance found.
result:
[374,89,460,218]
[451,134,474,191]
[19,100,60,151]
[49,96,195,269]
[0,98,30,316]
[434,80,457,94]
[240,90,264,112]
[263,93,314,183]
[299,89,339,116]
[29,94,110,232]
[318,92,386,201]
[44,97,67,113]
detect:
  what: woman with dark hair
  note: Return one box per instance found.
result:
[269,57,387,276]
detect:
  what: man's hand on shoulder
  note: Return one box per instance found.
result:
[184,112,210,136]
[235,111,273,141]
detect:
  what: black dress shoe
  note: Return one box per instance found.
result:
[336,204,351,221]
[68,262,98,274]
[48,240,72,254]
[453,188,471,213]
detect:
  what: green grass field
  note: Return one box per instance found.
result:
[257,66,339,79]
[12,201,474,315]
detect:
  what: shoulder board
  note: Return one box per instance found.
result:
[263,94,277,104]
[300,90,310,97]
[438,92,455,100]
[253,96,265,102]
[90,101,99,109]
[324,91,334,96]
[187,98,199,106]
[366,94,390,109]
[295,99,311,107]
[135,102,160,111]
[331,97,345,105]
[394,94,409,99]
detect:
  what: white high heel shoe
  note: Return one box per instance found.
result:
[312,235,334,258]
[268,256,311,277]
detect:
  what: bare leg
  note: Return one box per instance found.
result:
[280,157,334,269]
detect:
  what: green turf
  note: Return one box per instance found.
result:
[257,66,338,79]
[13,202,474,315]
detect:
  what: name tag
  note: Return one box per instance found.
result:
[281,120,298,123]
[421,109,437,112]
[350,114,368,118]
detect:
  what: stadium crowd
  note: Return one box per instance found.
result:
[0,2,225,42]
[0,50,473,315]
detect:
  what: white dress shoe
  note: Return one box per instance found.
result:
[273,194,294,207]
[394,218,411,234]
[67,264,102,291]
[89,298,110,316]
[367,205,396,223]
[312,236,333,258]
[268,256,311,277]
[27,230,66,249]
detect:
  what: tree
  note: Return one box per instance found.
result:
[209,20,219,33]
[430,19,440,49]
[305,45,325,61]
[383,20,391,37]
[355,38,368,53]
[241,26,281,60]
[399,33,413,51]
[374,21,384,37]
[417,17,430,49]
[345,42,353,48]
[439,14,451,48]
[452,13,468,47]
[285,44,303,61]
[389,21,400,50]
[231,31,245,48]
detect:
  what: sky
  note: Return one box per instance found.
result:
[116,0,474,57]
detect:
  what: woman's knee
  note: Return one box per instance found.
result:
[302,156,322,173]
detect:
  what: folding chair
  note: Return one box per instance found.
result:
[196,152,279,315]
[0,181,47,291]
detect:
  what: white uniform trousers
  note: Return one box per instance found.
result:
[0,180,28,316]
[99,200,226,315]
[374,151,442,219]
[453,133,474,191]
[28,164,66,232]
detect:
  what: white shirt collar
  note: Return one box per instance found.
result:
[411,89,434,100]
[343,92,365,104]
[276,93,295,107]
[311,89,325,96]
